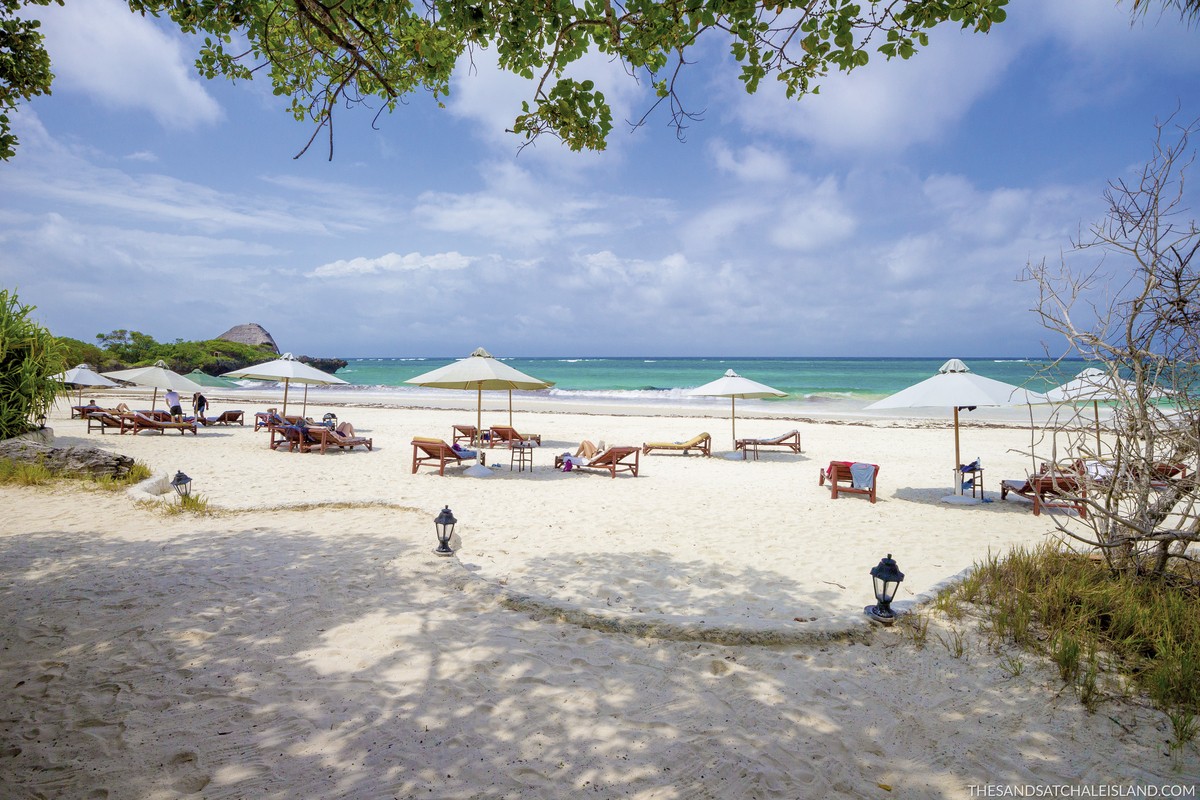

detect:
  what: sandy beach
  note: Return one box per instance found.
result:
[1,391,1194,798]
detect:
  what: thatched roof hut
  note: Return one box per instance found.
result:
[216,323,279,354]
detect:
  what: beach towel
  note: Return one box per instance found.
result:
[850,462,875,490]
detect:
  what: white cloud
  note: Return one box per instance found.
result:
[710,141,791,183]
[768,177,857,251]
[726,26,1016,153]
[310,251,474,277]
[36,0,221,128]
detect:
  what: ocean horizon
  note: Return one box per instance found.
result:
[287,355,1085,414]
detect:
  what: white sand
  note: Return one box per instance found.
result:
[0,393,1194,797]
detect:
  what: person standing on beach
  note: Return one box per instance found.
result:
[192,392,208,423]
[165,388,183,422]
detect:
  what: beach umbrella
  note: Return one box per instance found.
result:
[103,360,205,410]
[1044,367,1159,453]
[184,369,240,389]
[222,353,348,416]
[864,359,1047,498]
[405,347,554,445]
[685,369,787,448]
[51,363,118,405]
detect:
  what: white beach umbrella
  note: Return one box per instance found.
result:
[103,360,205,409]
[405,347,554,445]
[222,353,348,416]
[864,359,1047,498]
[51,363,119,405]
[685,369,787,448]
[1045,367,1159,452]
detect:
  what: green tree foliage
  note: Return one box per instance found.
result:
[95,329,164,365]
[0,288,64,439]
[4,0,1015,160]
[54,337,109,371]
[93,329,279,374]
[132,0,1011,156]
[0,0,60,159]
[4,0,1197,161]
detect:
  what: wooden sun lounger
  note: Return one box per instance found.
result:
[305,427,373,454]
[734,430,802,459]
[270,424,308,452]
[201,410,245,426]
[255,411,303,432]
[488,425,542,447]
[641,432,712,457]
[412,437,476,475]
[86,411,131,434]
[72,404,104,419]
[819,461,879,503]
[1001,472,1087,518]
[453,424,478,445]
[127,412,197,436]
[567,446,640,478]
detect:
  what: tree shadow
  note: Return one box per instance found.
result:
[0,510,1180,797]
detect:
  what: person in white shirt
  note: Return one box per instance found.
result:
[165,389,183,422]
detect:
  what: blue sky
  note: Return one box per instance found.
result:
[1,0,1197,359]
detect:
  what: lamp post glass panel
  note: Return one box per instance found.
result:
[170,471,192,498]
[865,554,905,625]
[434,506,457,556]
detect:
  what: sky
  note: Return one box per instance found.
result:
[1,0,1198,359]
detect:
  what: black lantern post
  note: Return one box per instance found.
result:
[170,471,193,498]
[434,506,457,556]
[864,554,904,625]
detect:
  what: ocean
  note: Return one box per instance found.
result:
[323,356,1075,414]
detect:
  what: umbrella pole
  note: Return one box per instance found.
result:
[476,386,483,449]
[282,379,290,417]
[1093,399,1102,454]
[303,384,310,418]
[152,388,159,411]
[953,406,962,495]
[731,397,736,450]
[509,389,513,427]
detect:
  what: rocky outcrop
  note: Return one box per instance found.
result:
[300,356,349,374]
[0,438,136,478]
[217,323,279,353]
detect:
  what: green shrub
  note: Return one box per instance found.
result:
[953,542,1200,729]
[0,289,64,439]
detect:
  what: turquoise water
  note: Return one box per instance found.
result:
[330,356,1074,408]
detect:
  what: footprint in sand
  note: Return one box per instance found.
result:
[167,751,211,794]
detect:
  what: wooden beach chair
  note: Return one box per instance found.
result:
[642,432,712,457]
[488,425,542,447]
[127,411,198,436]
[734,430,802,460]
[306,427,374,454]
[270,424,307,452]
[71,404,104,419]
[412,437,475,475]
[1001,469,1088,518]
[452,424,478,445]
[85,411,131,435]
[819,461,879,503]
[255,410,301,432]
[574,446,640,478]
[202,410,245,426]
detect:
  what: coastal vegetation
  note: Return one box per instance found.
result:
[946,543,1198,756]
[0,288,63,439]
[0,455,151,489]
[53,329,347,377]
